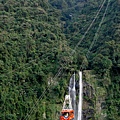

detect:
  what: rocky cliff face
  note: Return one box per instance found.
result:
[82,70,107,120]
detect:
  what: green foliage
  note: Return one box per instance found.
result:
[0,0,70,119]
[0,0,120,119]
[106,70,120,120]
[92,54,112,75]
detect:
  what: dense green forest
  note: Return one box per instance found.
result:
[0,0,120,120]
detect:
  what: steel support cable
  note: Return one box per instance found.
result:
[71,0,106,56]
[24,0,106,119]
[78,1,111,120]
[80,0,111,71]
[23,67,64,120]
[23,0,107,119]
[86,0,111,59]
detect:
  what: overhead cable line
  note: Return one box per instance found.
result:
[24,0,108,119]
[86,0,111,58]
[71,0,107,55]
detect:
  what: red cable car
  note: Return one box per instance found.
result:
[60,109,74,120]
[60,95,74,120]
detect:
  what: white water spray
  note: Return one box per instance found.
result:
[72,73,76,120]
[69,73,76,119]
[69,75,73,96]
[78,71,83,120]
[68,72,83,120]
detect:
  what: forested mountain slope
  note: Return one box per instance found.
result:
[0,0,71,119]
[0,0,120,120]
[49,0,120,119]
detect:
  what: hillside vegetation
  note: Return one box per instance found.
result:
[0,0,120,120]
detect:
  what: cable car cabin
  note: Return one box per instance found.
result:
[60,109,74,120]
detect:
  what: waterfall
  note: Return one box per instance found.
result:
[72,73,76,120]
[68,71,82,120]
[69,75,73,96]
[69,73,76,119]
[78,71,83,120]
